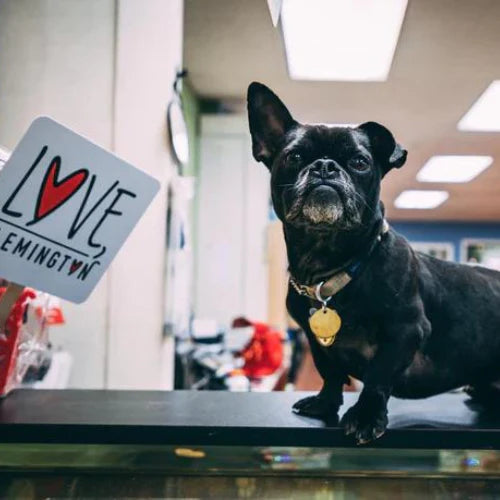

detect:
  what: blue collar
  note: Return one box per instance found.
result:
[290,220,389,302]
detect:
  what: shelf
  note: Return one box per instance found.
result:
[0,389,498,449]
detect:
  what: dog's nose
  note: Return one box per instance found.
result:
[312,159,336,179]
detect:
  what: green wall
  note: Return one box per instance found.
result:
[181,81,200,178]
[181,80,200,296]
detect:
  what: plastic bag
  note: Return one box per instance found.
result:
[0,286,59,396]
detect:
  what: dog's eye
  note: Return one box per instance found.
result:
[349,157,369,170]
[287,153,302,166]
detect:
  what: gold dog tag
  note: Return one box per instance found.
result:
[309,307,341,346]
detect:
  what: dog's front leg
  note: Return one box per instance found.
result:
[292,334,348,423]
[341,322,423,444]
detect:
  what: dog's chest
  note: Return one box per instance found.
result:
[326,315,379,373]
[288,292,380,373]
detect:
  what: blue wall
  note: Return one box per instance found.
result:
[269,202,500,262]
[391,221,500,261]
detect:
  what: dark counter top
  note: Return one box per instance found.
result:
[0,389,498,449]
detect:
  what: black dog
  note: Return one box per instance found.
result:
[247,82,500,444]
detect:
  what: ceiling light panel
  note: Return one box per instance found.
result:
[458,81,500,132]
[417,155,493,183]
[394,190,449,209]
[281,0,408,81]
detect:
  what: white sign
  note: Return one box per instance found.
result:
[0,117,160,303]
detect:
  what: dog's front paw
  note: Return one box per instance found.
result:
[340,402,388,444]
[292,394,339,423]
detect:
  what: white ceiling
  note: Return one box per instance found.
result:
[184,0,500,221]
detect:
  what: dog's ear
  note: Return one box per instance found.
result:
[247,82,297,169]
[358,122,407,177]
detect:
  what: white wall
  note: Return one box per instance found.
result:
[0,0,183,389]
[109,0,183,389]
[195,115,270,327]
[0,0,115,388]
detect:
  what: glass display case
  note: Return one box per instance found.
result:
[1,390,500,498]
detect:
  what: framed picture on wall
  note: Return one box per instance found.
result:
[410,242,454,261]
[460,239,500,270]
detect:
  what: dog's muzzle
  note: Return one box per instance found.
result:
[285,162,362,228]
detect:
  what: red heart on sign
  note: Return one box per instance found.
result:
[69,260,83,275]
[33,157,88,222]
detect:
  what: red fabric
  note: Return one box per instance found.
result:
[0,287,36,396]
[240,321,283,378]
